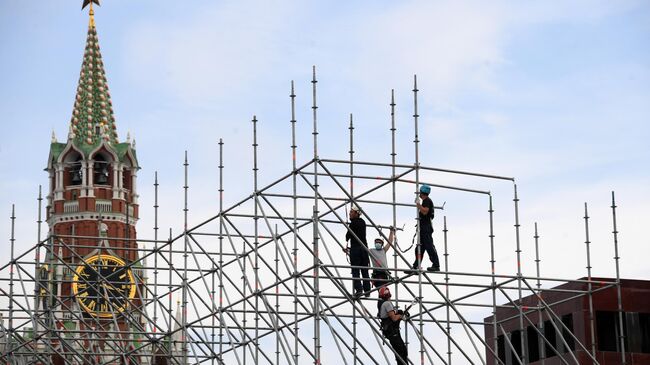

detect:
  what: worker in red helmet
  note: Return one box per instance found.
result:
[378,287,409,365]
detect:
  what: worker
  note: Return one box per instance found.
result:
[378,286,409,365]
[369,226,395,288]
[407,184,440,273]
[345,204,371,298]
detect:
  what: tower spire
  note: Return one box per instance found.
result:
[70,0,119,149]
[88,3,95,28]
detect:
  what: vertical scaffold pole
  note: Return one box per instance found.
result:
[9,205,16,359]
[34,186,43,343]
[243,143,249,365]
[167,227,173,363]
[183,151,190,365]
[252,115,260,365]
[210,151,218,365]
[289,80,299,365]
[611,192,626,364]
[153,172,160,337]
[390,89,398,303]
[274,223,280,365]
[311,66,321,365]
[349,112,358,365]
[489,195,498,365]
[583,204,596,358]
[443,216,452,364]
[46,218,55,363]
[210,155,216,359]
[513,184,526,364]
[533,223,545,364]
[218,138,225,363]
[412,74,424,365]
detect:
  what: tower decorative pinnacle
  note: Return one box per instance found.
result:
[89,4,95,28]
[70,0,118,149]
[82,1,100,27]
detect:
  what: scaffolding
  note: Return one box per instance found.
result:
[0,71,630,365]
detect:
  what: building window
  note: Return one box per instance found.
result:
[561,313,575,353]
[543,319,557,357]
[597,311,625,352]
[497,334,506,364]
[527,325,540,362]
[510,329,522,364]
[626,312,650,354]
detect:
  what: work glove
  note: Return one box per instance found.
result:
[414,196,420,205]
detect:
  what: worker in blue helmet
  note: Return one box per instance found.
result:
[406,185,440,273]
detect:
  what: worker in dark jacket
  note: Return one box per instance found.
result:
[345,204,371,297]
[407,185,440,273]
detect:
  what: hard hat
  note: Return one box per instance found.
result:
[350,204,361,212]
[419,185,431,195]
[379,286,391,299]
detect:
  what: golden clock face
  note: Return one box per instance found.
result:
[72,254,136,318]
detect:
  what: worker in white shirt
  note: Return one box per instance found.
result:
[369,226,395,288]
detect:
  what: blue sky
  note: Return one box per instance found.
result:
[1,1,649,283]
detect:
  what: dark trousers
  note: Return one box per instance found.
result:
[388,333,408,365]
[350,246,371,292]
[372,269,389,287]
[412,229,440,269]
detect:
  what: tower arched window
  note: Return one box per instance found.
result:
[123,168,132,191]
[93,155,110,185]
[69,156,83,186]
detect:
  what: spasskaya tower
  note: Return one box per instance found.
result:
[41,1,145,363]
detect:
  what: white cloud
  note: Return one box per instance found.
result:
[124,0,303,106]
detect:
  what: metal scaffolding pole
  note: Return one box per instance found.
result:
[252,115,260,365]
[611,191,626,364]
[583,204,596,359]
[311,66,322,365]
[533,222,545,364]
[289,79,300,365]
[512,184,526,364]
[489,195,499,365]
[153,171,161,341]
[349,112,358,365]
[390,89,399,312]
[8,205,16,360]
[443,216,452,364]
[413,74,424,365]
[33,186,43,349]
[183,151,190,365]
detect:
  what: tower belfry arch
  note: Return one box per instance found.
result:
[0,5,641,365]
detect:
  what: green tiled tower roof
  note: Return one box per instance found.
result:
[68,7,119,149]
[47,4,138,168]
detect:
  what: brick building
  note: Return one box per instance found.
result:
[484,278,650,365]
